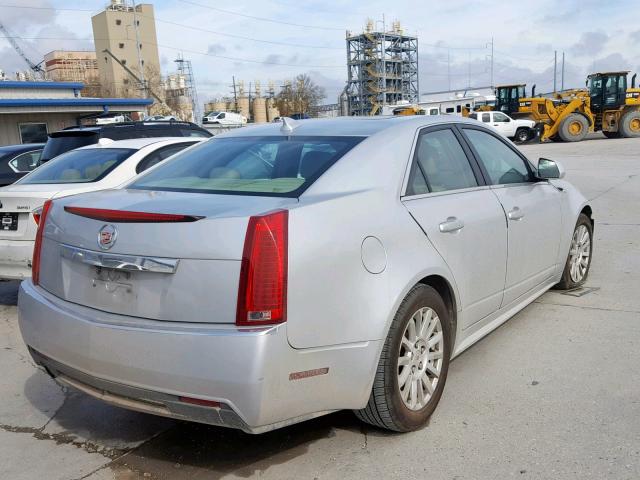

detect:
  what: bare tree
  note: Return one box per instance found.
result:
[276,73,325,116]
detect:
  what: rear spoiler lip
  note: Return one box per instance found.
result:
[63,206,204,223]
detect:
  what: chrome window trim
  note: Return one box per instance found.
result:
[60,244,179,274]
[401,184,493,201]
[8,149,43,173]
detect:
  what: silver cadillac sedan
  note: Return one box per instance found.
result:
[18,116,593,434]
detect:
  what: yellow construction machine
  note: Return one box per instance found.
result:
[495,72,640,141]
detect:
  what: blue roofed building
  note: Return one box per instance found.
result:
[0,81,153,145]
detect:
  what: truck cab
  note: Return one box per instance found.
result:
[469,110,535,142]
[495,84,527,115]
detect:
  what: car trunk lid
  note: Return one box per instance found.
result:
[38,189,297,324]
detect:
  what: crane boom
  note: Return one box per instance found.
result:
[0,22,45,78]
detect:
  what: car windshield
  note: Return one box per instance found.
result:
[130,136,364,197]
[18,148,135,184]
[205,111,220,117]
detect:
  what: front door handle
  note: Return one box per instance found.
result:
[439,216,464,233]
[507,207,525,221]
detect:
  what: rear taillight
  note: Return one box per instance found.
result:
[32,206,43,226]
[236,210,288,326]
[32,199,53,286]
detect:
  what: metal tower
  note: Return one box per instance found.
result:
[175,54,200,123]
[346,21,418,116]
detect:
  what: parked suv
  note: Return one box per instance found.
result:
[40,121,211,162]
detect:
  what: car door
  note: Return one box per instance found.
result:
[492,112,516,138]
[460,126,562,307]
[402,125,508,329]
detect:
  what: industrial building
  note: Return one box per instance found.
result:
[0,81,152,145]
[43,51,99,84]
[91,0,161,98]
[346,21,419,116]
[204,80,280,124]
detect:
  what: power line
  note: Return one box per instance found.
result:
[176,0,344,31]
[0,36,343,68]
[0,3,343,50]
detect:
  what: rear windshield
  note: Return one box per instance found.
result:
[18,148,135,184]
[129,136,364,197]
[41,132,98,161]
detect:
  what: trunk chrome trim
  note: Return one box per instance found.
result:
[60,244,179,274]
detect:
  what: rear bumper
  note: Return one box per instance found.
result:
[0,239,33,279]
[18,281,381,433]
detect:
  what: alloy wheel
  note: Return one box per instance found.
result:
[397,307,444,411]
[569,224,591,283]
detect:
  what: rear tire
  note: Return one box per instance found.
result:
[558,114,589,142]
[354,285,451,432]
[619,110,640,138]
[556,213,593,290]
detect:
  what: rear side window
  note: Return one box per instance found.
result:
[9,150,42,172]
[463,129,531,184]
[130,136,363,197]
[18,148,134,184]
[406,129,478,195]
[136,142,196,173]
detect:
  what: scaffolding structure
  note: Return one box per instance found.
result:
[346,21,418,116]
[173,54,199,122]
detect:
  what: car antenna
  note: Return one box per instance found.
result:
[280,117,299,135]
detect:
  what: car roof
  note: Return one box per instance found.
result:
[75,137,204,151]
[0,143,45,154]
[222,115,480,138]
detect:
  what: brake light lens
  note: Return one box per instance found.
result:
[32,199,53,286]
[63,206,203,223]
[32,206,43,226]
[236,210,288,326]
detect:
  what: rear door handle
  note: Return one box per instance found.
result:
[507,207,525,221]
[439,216,464,233]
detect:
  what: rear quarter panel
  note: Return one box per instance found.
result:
[287,124,459,349]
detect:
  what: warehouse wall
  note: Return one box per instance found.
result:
[0,113,78,146]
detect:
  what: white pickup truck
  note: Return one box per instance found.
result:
[469,111,535,142]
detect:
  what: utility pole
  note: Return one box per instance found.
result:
[232,75,238,112]
[561,52,565,91]
[131,0,146,98]
[467,51,471,88]
[553,50,557,93]
[447,49,451,91]
[490,37,494,87]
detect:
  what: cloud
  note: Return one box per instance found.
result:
[207,44,226,55]
[570,31,609,57]
[630,30,640,43]
[592,53,630,72]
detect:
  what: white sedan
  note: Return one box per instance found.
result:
[18,116,592,433]
[0,137,203,279]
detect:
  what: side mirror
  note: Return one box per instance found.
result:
[537,158,565,179]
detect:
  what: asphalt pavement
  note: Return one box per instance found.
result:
[1,134,639,480]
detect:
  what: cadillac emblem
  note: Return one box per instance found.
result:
[98,224,117,250]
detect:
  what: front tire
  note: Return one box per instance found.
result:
[515,128,531,143]
[558,114,589,142]
[556,213,593,290]
[355,285,451,432]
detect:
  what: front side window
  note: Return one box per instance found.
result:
[19,123,48,143]
[493,112,509,123]
[130,136,363,197]
[19,148,134,184]
[463,129,530,185]
[406,128,478,195]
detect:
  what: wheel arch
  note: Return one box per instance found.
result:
[417,275,458,349]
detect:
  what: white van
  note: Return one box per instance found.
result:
[202,111,247,126]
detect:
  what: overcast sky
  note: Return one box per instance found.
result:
[1,0,639,103]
